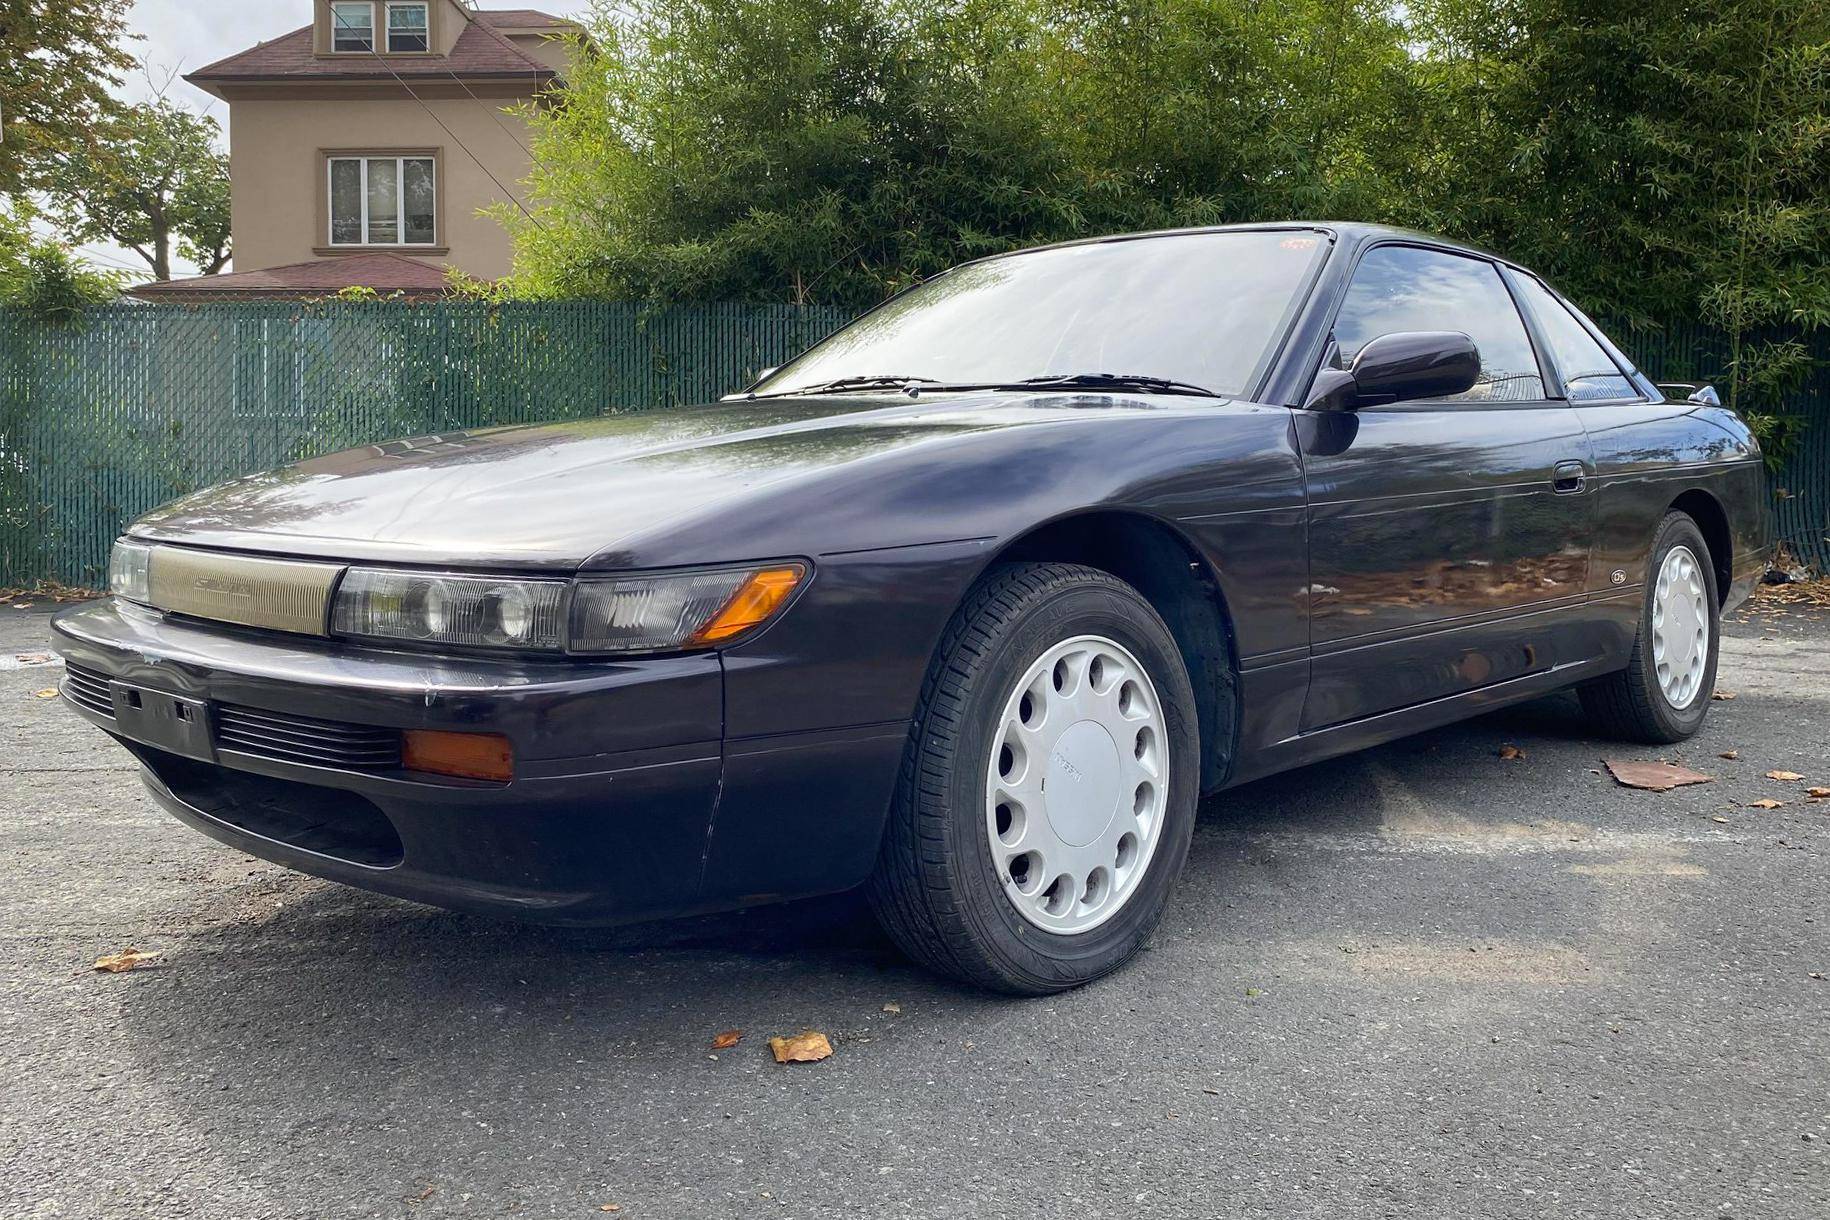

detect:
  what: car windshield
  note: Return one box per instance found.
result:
[753,230,1328,400]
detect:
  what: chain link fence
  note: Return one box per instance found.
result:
[0,300,1823,587]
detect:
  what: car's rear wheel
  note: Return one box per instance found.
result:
[1579,511,1720,743]
[867,562,1200,994]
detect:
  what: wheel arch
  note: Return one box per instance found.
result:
[1669,488,1732,606]
[991,509,1240,793]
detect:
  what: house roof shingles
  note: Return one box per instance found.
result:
[130,253,455,302]
[187,9,572,84]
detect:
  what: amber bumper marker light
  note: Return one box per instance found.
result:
[404,730,514,783]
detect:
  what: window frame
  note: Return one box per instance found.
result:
[325,153,439,249]
[384,1,431,53]
[1318,239,1554,409]
[1502,267,1651,406]
[329,1,376,53]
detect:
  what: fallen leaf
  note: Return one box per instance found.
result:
[1499,744,1525,761]
[711,1029,742,1050]
[1808,788,1830,799]
[1719,750,1739,760]
[1604,759,1714,792]
[1244,987,1263,998]
[1712,690,1736,701]
[1747,799,1784,810]
[1202,1087,1222,1096]
[93,948,161,973]
[1765,770,1805,782]
[15,651,51,664]
[33,688,58,700]
[881,1002,901,1014]
[1711,816,1730,824]
[598,1205,621,1214]
[769,1030,833,1064]
[13,603,31,611]
[409,1185,435,1203]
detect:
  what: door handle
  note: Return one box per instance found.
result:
[1552,461,1587,494]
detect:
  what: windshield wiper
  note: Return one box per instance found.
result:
[771,374,946,396]
[1007,372,1221,398]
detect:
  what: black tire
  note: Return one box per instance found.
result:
[1579,512,1721,743]
[866,562,1202,994]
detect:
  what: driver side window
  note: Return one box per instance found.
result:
[1334,246,1546,403]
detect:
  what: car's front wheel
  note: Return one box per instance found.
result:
[867,562,1200,994]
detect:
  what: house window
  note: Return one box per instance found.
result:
[330,2,375,52]
[386,3,430,53]
[329,156,437,246]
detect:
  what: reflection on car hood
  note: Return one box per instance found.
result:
[131,392,1208,569]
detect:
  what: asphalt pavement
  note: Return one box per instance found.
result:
[1,595,1825,1219]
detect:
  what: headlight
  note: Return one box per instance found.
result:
[569,564,805,654]
[332,570,569,650]
[109,539,153,604]
[329,562,806,654]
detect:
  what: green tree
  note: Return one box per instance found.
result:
[505,0,1087,308]
[41,98,231,281]
[0,0,135,194]
[0,197,118,314]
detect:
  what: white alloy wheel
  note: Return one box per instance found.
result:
[985,634,1169,935]
[1651,544,1709,709]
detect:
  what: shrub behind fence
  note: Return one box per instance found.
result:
[0,300,1823,588]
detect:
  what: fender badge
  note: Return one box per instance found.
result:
[1610,569,1627,585]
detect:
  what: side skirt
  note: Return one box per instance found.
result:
[1225,652,1620,788]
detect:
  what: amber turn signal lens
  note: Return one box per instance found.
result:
[403,730,514,783]
[687,565,805,645]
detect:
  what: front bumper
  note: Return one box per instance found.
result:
[52,598,726,924]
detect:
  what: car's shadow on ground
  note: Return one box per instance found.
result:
[111,692,1597,1095]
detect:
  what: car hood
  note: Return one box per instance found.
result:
[131,392,1232,570]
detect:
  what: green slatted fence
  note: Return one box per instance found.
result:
[0,300,849,587]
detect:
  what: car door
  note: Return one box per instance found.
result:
[1503,268,1749,605]
[1299,243,1596,730]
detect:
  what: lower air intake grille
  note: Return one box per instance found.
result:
[215,703,402,772]
[62,663,116,719]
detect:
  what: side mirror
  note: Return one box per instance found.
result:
[1305,331,1481,411]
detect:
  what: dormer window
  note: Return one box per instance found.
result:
[386,3,430,53]
[330,2,375,52]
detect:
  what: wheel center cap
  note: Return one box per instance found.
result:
[1045,720,1122,847]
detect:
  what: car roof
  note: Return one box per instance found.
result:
[967,221,1523,273]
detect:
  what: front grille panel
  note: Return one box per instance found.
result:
[62,662,402,772]
[62,663,115,719]
[216,704,402,771]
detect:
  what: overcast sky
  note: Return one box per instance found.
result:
[76,1,576,278]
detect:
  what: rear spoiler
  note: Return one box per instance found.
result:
[1656,382,1722,406]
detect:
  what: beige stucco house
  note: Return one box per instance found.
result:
[137,1,573,301]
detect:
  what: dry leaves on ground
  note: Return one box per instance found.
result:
[33,688,58,700]
[1499,744,1525,761]
[1719,750,1739,760]
[1808,788,1830,800]
[93,948,161,973]
[1766,770,1806,782]
[769,1031,833,1064]
[711,1030,742,1050]
[15,651,51,664]
[598,1205,621,1214]
[1748,799,1785,810]
[1712,690,1737,701]
[882,1002,901,1014]
[1604,759,1713,792]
